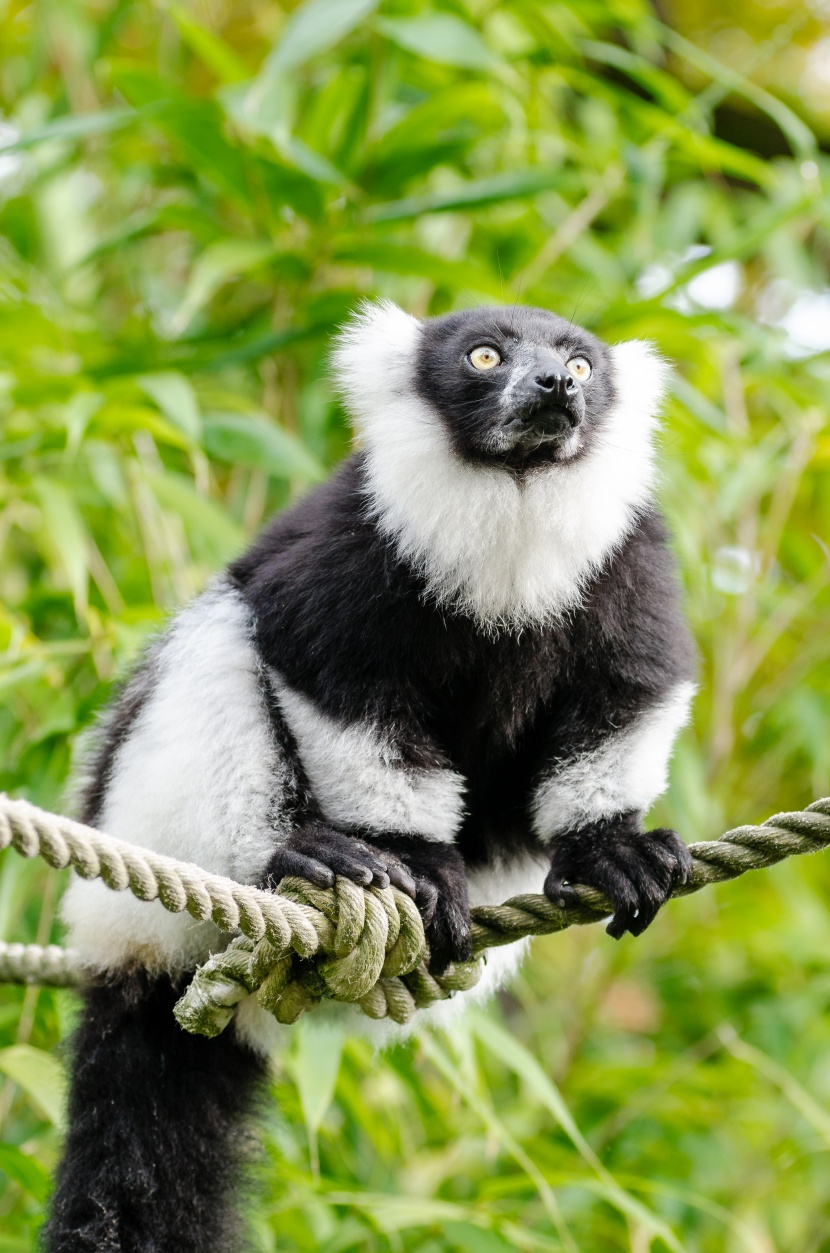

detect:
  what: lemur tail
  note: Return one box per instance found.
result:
[42,972,267,1253]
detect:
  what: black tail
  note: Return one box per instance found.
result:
[43,972,268,1253]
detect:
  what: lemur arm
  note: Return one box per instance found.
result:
[530,681,695,938]
[261,674,473,971]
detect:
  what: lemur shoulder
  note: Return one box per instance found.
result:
[47,302,695,1253]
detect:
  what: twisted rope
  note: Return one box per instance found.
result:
[0,942,77,987]
[1,794,829,1035]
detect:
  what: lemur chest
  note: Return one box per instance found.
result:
[428,624,567,766]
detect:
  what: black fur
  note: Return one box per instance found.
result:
[256,662,318,831]
[43,975,267,1253]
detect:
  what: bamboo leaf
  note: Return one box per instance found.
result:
[169,240,280,334]
[0,1045,67,1127]
[137,373,201,441]
[169,6,250,84]
[263,0,380,74]
[719,1025,830,1146]
[7,108,138,151]
[660,24,819,160]
[366,169,563,222]
[443,1222,516,1253]
[372,84,503,160]
[331,238,500,295]
[378,16,499,70]
[466,1013,684,1253]
[32,479,90,619]
[148,472,246,562]
[202,412,326,482]
[0,1143,51,1203]
[292,1019,344,1137]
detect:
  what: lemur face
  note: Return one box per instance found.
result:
[414,305,616,471]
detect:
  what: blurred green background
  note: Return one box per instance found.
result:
[2,0,830,1248]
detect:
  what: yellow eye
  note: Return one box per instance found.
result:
[566,355,592,382]
[469,345,501,371]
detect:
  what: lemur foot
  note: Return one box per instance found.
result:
[365,835,473,975]
[544,821,692,940]
[264,823,417,896]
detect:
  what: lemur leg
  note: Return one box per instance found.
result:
[43,973,267,1253]
[264,823,472,973]
[544,813,692,939]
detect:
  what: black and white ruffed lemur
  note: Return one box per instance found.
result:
[45,303,695,1252]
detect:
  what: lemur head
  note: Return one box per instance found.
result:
[413,304,615,472]
[333,300,668,628]
[334,300,662,478]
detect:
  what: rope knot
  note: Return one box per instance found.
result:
[172,875,484,1035]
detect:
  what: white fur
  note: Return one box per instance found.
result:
[466,849,550,907]
[61,581,289,974]
[334,301,668,630]
[531,681,695,839]
[274,676,466,842]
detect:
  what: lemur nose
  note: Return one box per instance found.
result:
[534,369,578,396]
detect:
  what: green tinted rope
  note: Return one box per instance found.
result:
[1,794,828,1034]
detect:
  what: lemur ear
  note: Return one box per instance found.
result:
[332,300,423,423]
[610,339,671,425]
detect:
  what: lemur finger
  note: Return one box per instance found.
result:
[266,848,335,890]
[344,839,422,894]
[542,867,580,908]
[321,849,382,888]
[610,890,663,939]
[649,828,693,885]
[606,851,676,938]
[354,836,420,899]
[313,838,388,886]
[608,909,649,940]
[606,888,654,939]
[382,860,418,898]
[426,899,473,974]
[287,827,388,887]
[597,863,643,939]
[413,878,439,925]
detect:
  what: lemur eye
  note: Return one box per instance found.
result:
[566,355,592,381]
[469,346,501,371]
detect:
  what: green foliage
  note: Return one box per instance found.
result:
[2,0,830,1248]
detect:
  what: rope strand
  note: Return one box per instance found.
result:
[1,794,828,1033]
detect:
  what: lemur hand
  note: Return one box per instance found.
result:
[265,827,471,974]
[264,822,418,895]
[544,819,692,939]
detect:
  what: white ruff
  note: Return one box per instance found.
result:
[334,301,668,630]
[531,681,696,839]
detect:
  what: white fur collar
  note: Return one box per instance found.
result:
[333,300,668,631]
